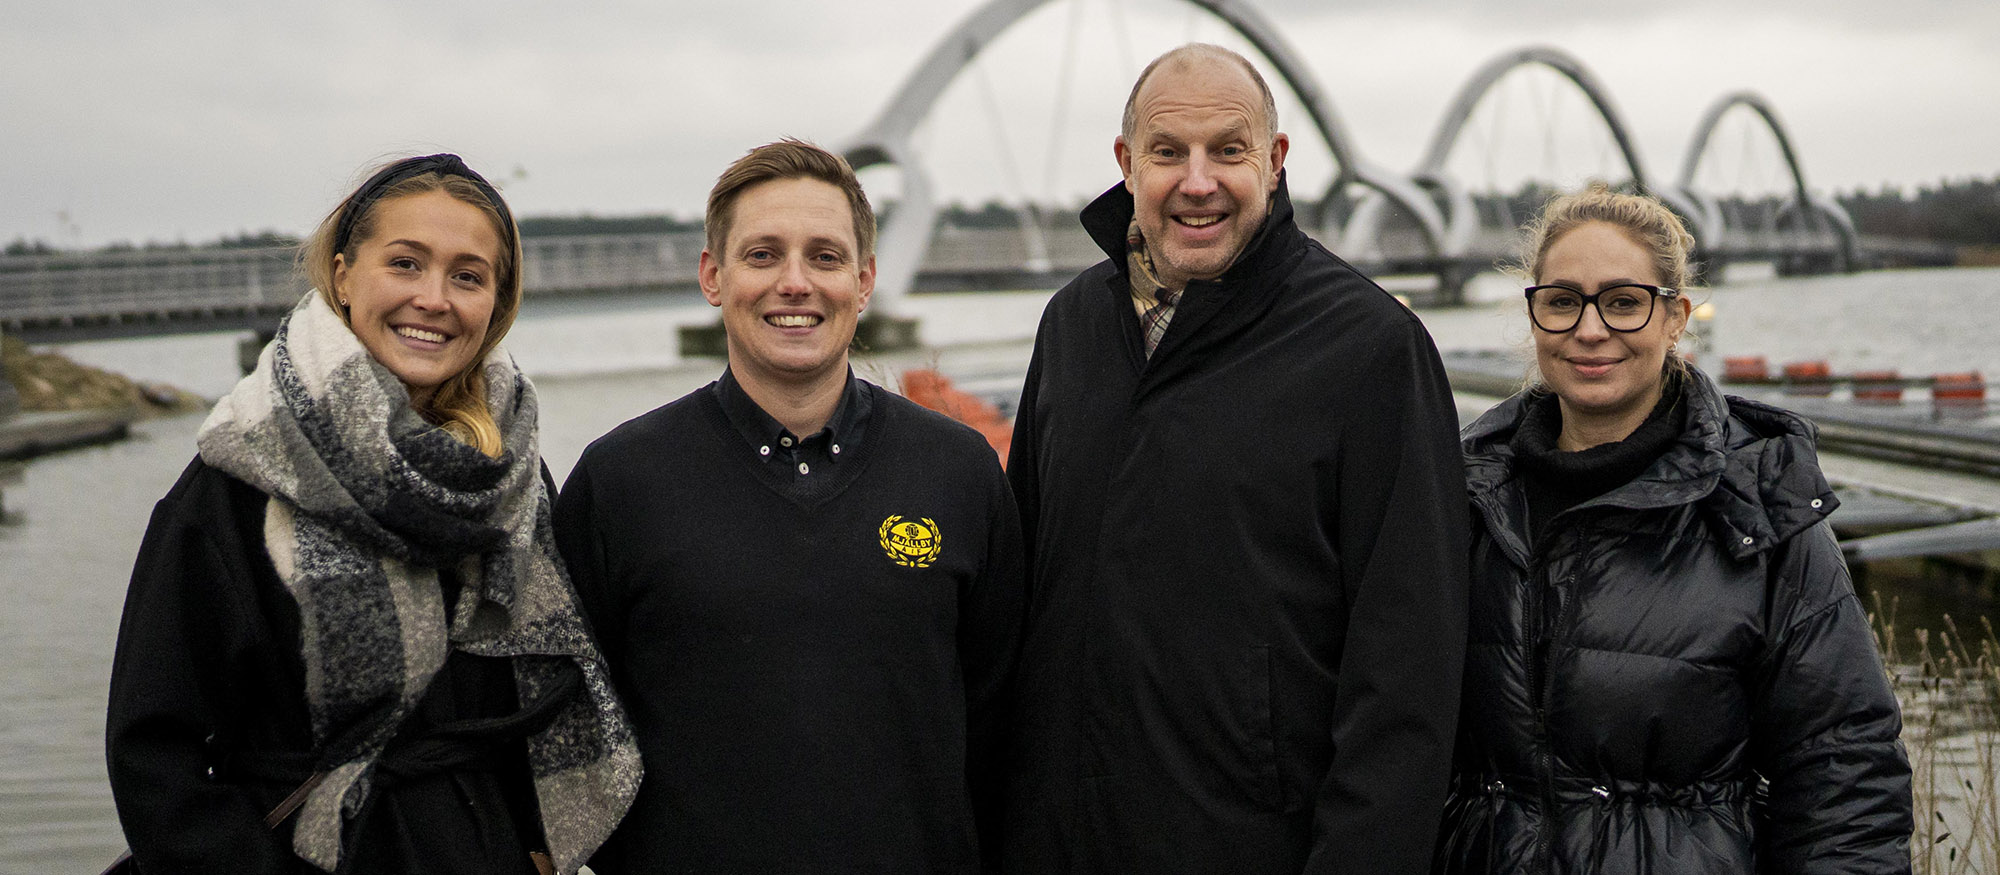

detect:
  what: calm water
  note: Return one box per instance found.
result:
[8,266,1998,871]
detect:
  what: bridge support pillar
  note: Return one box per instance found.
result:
[0,327,21,420]
[238,328,277,375]
[1433,266,1470,308]
[1776,252,1843,277]
[852,314,921,353]
[1691,256,1725,287]
[677,321,729,358]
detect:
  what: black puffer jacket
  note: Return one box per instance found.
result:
[1437,368,1912,874]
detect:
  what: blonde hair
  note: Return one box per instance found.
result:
[1519,182,1698,380]
[300,168,523,457]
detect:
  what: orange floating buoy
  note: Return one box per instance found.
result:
[1932,372,1986,419]
[1722,356,1768,383]
[1851,370,1903,405]
[1782,360,1833,397]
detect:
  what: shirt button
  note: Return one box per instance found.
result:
[831,444,841,455]
[798,462,810,475]
[780,436,793,447]
[759,445,770,457]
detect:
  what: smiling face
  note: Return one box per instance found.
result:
[699,176,875,395]
[1533,220,1692,445]
[332,190,502,407]
[1115,55,1289,291]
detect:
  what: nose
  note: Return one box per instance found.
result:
[412,271,451,310]
[1179,152,1219,198]
[1572,301,1613,341]
[776,253,812,296]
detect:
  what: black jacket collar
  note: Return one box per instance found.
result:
[1078,172,1309,371]
[1079,170,1306,289]
[1462,366,1836,562]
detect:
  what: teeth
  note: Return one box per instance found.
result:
[767,314,822,328]
[398,326,447,343]
[1179,215,1222,227]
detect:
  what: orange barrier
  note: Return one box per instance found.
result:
[1851,370,1903,405]
[901,369,1012,466]
[1722,356,1768,383]
[1782,360,1833,396]
[1933,372,1986,419]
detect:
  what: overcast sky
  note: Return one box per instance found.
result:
[5,0,1995,248]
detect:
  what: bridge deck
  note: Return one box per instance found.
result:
[3,223,1944,342]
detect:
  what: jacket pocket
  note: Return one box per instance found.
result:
[1232,643,1282,811]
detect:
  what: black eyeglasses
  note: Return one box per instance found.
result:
[1524,283,1679,333]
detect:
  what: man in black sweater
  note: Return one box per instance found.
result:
[554,140,1026,874]
[1003,46,1470,874]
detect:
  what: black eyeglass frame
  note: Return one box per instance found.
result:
[1523,283,1680,334]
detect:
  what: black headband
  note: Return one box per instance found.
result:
[332,153,516,255]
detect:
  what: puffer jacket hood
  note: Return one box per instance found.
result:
[1441,365,1911,875]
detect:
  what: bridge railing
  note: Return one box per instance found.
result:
[0,224,1959,335]
[0,248,304,329]
[0,233,719,332]
[519,232,703,294]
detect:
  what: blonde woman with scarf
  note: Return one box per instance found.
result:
[105,154,639,875]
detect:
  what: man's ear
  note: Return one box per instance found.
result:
[857,254,876,313]
[698,249,723,307]
[1267,132,1290,192]
[1115,136,1135,192]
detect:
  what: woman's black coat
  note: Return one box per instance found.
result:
[1437,369,1912,874]
[105,459,546,874]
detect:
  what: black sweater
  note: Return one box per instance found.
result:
[554,381,1026,874]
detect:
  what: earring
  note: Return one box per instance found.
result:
[339,299,349,307]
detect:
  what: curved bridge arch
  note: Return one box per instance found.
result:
[839,0,1444,311]
[1673,90,1856,265]
[1347,45,1698,258]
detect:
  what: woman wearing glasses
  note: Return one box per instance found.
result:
[1434,184,1912,874]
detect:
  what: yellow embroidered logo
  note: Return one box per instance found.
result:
[878,516,942,568]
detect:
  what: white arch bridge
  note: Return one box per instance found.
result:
[0,0,1960,343]
[841,0,1901,310]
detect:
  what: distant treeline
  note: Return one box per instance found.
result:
[8,176,1995,256]
[1836,178,2000,246]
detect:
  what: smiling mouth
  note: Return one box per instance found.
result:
[1175,215,1224,228]
[397,326,449,343]
[767,314,823,328]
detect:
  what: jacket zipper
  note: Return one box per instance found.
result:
[1523,518,1576,875]
[1473,487,1567,873]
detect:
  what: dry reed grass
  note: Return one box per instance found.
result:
[1876,599,2000,873]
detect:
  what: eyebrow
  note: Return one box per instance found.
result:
[382,238,494,269]
[737,234,854,256]
[1543,278,1647,290]
[1143,121,1252,146]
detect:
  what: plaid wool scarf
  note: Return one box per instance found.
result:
[196,292,640,873]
